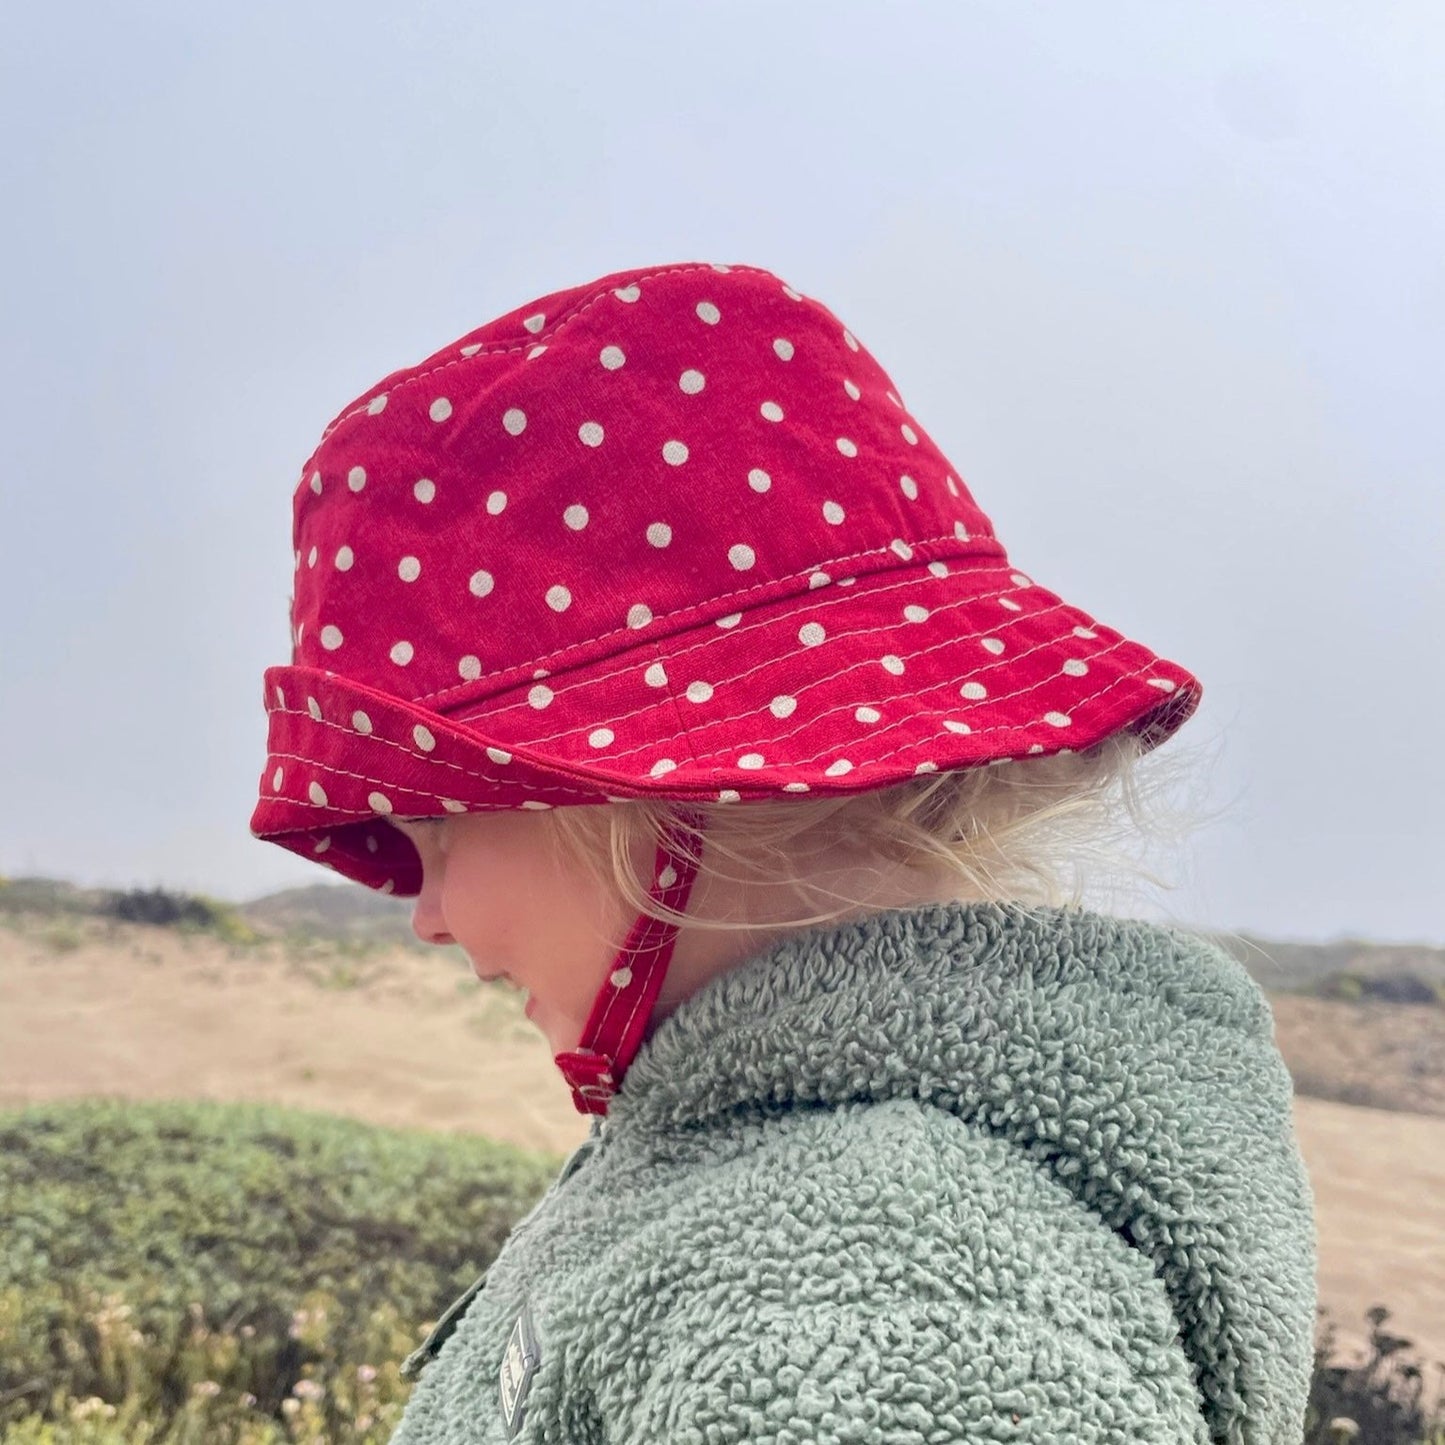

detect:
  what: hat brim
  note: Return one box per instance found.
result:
[251,553,1199,895]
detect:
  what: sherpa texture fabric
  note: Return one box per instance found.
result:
[389,902,1317,1445]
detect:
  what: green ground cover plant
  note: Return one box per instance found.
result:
[0,1101,560,1443]
[1,1099,1440,1443]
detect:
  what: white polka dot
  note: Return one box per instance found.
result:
[685,681,713,704]
[307,546,318,568]
[889,539,913,561]
[1044,712,1072,728]
[546,585,571,612]
[308,781,328,806]
[900,475,918,500]
[367,394,388,415]
[398,556,421,582]
[320,625,344,650]
[914,761,937,774]
[799,622,826,646]
[614,284,641,303]
[1073,626,1098,639]
[760,401,784,422]
[487,747,512,764]
[982,638,1006,656]
[564,504,589,530]
[527,345,546,360]
[627,603,653,629]
[589,728,615,748]
[442,799,466,812]
[808,571,832,589]
[523,312,546,334]
[271,766,284,791]
[459,655,481,681]
[728,544,756,570]
[502,408,527,436]
[390,641,414,666]
[469,571,494,598]
[365,835,379,852]
[600,345,626,369]
[718,790,741,803]
[901,423,918,445]
[368,791,393,814]
[822,501,846,524]
[348,466,366,492]
[310,471,322,494]
[881,655,905,676]
[1011,573,1033,588]
[960,682,988,700]
[773,338,794,361]
[943,720,972,735]
[746,468,771,494]
[610,966,633,989]
[770,695,797,718]
[824,759,853,777]
[782,782,810,793]
[413,725,436,751]
[887,390,902,408]
[578,421,604,447]
[646,522,672,548]
[946,475,960,497]
[429,398,452,423]
[954,521,971,542]
[855,706,881,724]
[414,479,435,504]
[1062,659,1089,677]
[738,753,766,769]
[529,684,554,709]
[843,329,859,351]
[928,562,949,579]
[843,379,860,400]
[307,696,322,721]
[313,836,331,853]
[999,598,1023,612]
[486,491,507,515]
[662,439,689,466]
[696,301,720,324]
[903,605,929,623]
[460,343,482,357]
[1148,677,1177,692]
[836,437,857,458]
[650,758,677,778]
[679,369,705,394]
[352,711,372,734]
[644,662,668,687]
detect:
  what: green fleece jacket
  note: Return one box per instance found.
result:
[390,902,1317,1445]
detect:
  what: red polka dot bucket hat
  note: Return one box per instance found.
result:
[250,260,1201,1112]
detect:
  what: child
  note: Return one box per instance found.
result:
[251,262,1316,1444]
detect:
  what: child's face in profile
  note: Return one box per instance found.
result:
[388,811,633,1056]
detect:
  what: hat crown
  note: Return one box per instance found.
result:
[288,262,998,713]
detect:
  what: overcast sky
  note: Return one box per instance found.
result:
[1,2,1440,945]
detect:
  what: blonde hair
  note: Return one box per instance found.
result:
[542,727,1225,937]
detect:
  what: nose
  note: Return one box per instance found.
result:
[410,868,455,948]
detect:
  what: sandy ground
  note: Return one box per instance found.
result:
[2,915,1440,1371]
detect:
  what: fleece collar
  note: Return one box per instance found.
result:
[612,899,1273,1134]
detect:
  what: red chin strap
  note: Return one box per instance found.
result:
[553,809,709,1116]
